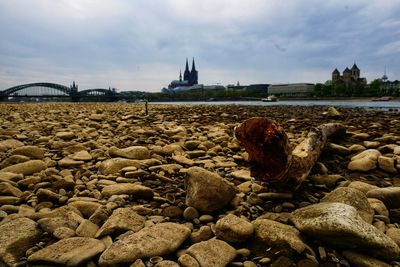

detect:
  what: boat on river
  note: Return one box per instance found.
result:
[372,96,392,101]
[261,95,278,102]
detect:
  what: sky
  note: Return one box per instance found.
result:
[0,0,400,92]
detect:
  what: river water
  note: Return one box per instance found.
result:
[151,100,400,111]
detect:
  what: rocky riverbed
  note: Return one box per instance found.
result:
[0,103,399,267]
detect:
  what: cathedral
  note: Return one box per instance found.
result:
[168,58,198,89]
[332,63,366,88]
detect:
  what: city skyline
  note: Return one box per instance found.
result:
[1,0,399,92]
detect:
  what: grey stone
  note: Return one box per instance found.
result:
[0,218,42,266]
[185,167,236,213]
[215,214,254,243]
[252,219,309,254]
[99,223,190,266]
[320,187,374,223]
[185,238,237,267]
[291,202,400,261]
[28,237,105,266]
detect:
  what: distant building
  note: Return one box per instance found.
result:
[379,70,400,95]
[168,58,198,89]
[268,83,314,97]
[332,63,367,88]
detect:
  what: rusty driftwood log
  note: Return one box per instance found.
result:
[234,117,345,188]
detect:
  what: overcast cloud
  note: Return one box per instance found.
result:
[1,0,399,92]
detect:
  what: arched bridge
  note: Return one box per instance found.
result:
[0,82,119,102]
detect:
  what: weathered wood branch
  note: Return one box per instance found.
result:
[234,117,345,188]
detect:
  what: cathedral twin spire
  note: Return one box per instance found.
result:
[183,58,198,86]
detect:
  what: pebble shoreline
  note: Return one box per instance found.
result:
[0,103,400,267]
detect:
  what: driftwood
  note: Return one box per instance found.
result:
[234,117,345,188]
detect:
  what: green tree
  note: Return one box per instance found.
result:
[369,79,381,96]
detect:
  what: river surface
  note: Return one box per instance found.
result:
[151,100,400,110]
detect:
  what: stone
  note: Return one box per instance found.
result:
[349,144,367,154]
[348,158,377,172]
[386,228,400,247]
[252,219,309,254]
[0,154,30,169]
[101,183,154,199]
[185,238,237,267]
[99,223,191,266]
[0,182,23,197]
[54,226,76,239]
[71,150,93,161]
[342,250,391,267]
[68,201,103,218]
[291,202,400,261]
[364,141,381,148]
[229,169,253,181]
[351,149,381,161]
[88,205,113,226]
[351,133,370,140]
[162,206,183,218]
[56,131,75,140]
[76,220,99,238]
[214,214,254,242]
[320,187,374,223]
[310,174,345,187]
[11,145,45,159]
[28,237,106,266]
[0,139,24,151]
[190,225,213,243]
[347,181,379,194]
[328,143,350,155]
[37,209,84,234]
[325,106,341,118]
[183,206,199,221]
[366,187,400,208]
[378,156,397,174]
[99,158,141,175]
[184,140,201,150]
[394,146,400,155]
[108,146,150,160]
[185,167,236,213]
[0,160,46,175]
[172,154,195,166]
[59,157,85,167]
[96,207,145,238]
[0,218,42,266]
[154,260,180,267]
[0,196,20,205]
[368,198,389,217]
[0,172,24,182]
[178,254,200,267]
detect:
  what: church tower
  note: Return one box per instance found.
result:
[351,62,360,80]
[183,58,190,82]
[190,58,198,85]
